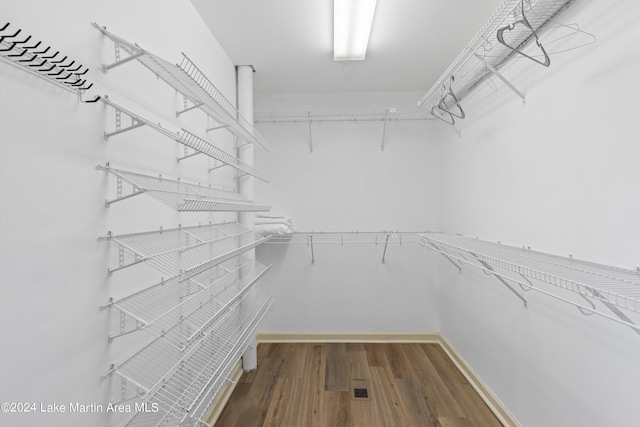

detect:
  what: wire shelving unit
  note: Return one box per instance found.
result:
[105,293,274,427]
[100,222,271,280]
[419,0,579,119]
[421,233,640,333]
[254,0,584,126]
[105,258,272,348]
[98,164,270,212]
[92,23,269,151]
[266,231,426,264]
[101,97,270,182]
[254,105,434,124]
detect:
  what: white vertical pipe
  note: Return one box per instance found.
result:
[237,65,258,372]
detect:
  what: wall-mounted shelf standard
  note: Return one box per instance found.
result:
[0,22,98,101]
[104,258,272,348]
[97,164,271,212]
[101,97,270,182]
[421,233,640,334]
[92,23,270,151]
[100,222,271,280]
[105,293,274,427]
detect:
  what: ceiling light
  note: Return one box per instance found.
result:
[333,0,378,61]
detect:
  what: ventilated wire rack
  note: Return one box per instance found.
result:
[98,164,271,212]
[106,259,272,350]
[421,233,640,332]
[116,294,274,427]
[100,222,271,280]
[92,23,269,151]
[267,231,427,264]
[253,105,434,124]
[419,0,576,110]
[101,97,270,182]
[267,231,426,245]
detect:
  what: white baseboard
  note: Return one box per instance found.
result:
[256,331,521,427]
[202,360,244,426]
[437,335,521,427]
[257,331,441,343]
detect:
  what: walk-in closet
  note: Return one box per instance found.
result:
[1,0,638,426]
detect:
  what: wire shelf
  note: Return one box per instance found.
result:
[254,0,579,125]
[98,164,271,212]
[101,97,270,182]
[421,233,640,331]
[254,105,434,124]
[267,231,427,245]
[92,23,269,151]
[418,0,576,110]
[115,294,274,427]
[107,259,272,349]
[102,222,271,279]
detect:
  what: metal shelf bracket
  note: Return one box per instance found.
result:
[474,53,526,103]
[381,234,391,264]
[104,107,146,140]
[307,112,313,153]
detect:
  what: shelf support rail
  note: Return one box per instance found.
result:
[474,53,526,103]
[176,98,204,117]
[102,173,146,208]
[381,110,389,151]
[422,236,640,332]
[469,251,528,307]
[308,235,315,264]
[422,235,640,334]
[308,112,313,153]
[425,240,462,272]
[381,234,391,264]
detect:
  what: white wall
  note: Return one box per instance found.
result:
[0,1,237,426]
[436,0,640,426]
[254,91,442,333]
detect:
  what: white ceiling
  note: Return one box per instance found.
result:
[191,0,505,95]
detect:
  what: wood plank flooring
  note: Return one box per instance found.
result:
[213,343,502,427]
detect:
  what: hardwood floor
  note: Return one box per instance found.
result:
[214,343,502,427]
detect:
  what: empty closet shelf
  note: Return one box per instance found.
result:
[98,164,271,212]
[93,23,269,151]
[254,104,434,124]
[101,97,270,182]
[421,233,640,315]
[101,222,271,279]
[267,231,425,245]
[112,295,274,427]
[106,259,272,348]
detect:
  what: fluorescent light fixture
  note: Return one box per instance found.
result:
[333,0,378,61]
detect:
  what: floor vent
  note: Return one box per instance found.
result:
[354,388,369,399]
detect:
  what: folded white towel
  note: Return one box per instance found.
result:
[255,223,294,236]
[255,217,293,226]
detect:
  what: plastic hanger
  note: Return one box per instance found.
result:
[496,0,550,67]
[437,76,465,119]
